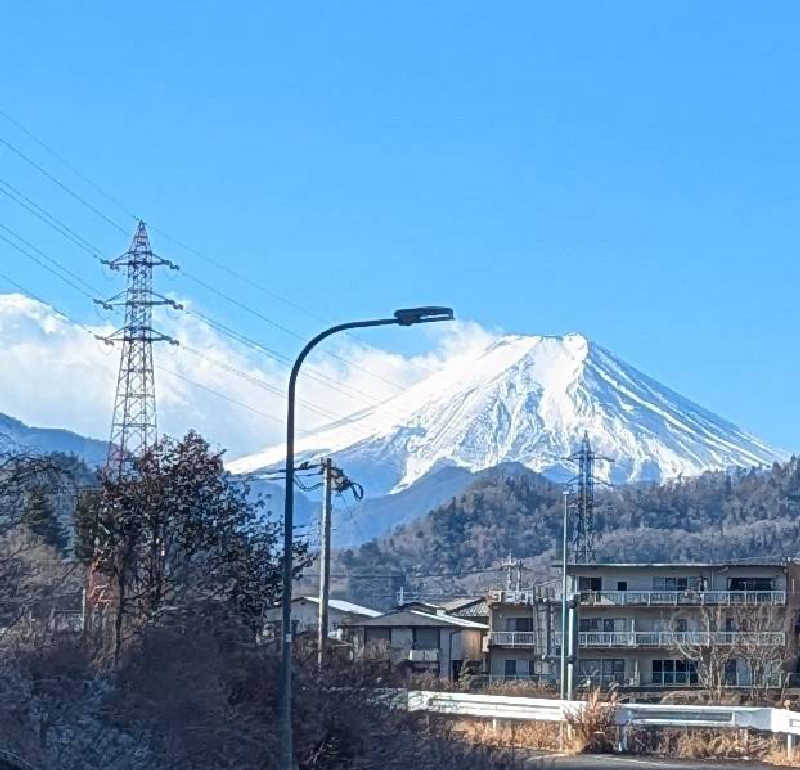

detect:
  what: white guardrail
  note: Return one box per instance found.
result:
[405,690,800,737]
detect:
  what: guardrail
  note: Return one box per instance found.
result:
[579,631,786,647]
[579,590,786,607]
[405,689,800,738]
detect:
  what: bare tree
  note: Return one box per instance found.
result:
[730,603,787,699]
[669,606,737,701]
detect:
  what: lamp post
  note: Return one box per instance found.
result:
[279,306,454,770]
[560,488,569,700]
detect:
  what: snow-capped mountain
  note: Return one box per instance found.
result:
[227,333,787,497]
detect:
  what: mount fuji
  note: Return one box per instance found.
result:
[227,333,787,539]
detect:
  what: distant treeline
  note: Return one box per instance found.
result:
[338,457,800,590]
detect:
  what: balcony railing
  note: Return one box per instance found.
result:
[578,631,786,648]
[488,631,537,647]
[579,590,785,607]
[408,648,439,662]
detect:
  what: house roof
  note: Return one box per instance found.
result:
[567,561,786,570]
[294,596,381,617]
[438,597,485,612]
[342,609,487,630]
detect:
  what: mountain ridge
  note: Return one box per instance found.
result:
[228,333,787,501]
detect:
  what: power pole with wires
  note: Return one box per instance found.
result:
[317,459,363,670]
[95,221,181,477]
[566,431,614,563]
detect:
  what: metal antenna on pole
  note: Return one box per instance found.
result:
[566,431,613,563]
[95,221,181,476]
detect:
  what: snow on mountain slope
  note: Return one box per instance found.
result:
[227,333,787,496]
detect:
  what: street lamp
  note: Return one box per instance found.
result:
[560,488,569,700]
[279,306,454,770]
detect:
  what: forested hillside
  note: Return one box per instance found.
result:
[338,458,800,586]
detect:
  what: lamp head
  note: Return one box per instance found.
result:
[393,306,454,326]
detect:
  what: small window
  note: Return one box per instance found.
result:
[504,659,517,676]
[675,619,687,632]
[579,577,602,592]
[514,618,533,632]
[579,618,600,632]
[617,581,627,591]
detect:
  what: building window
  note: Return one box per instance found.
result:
[617,581,627,591]
[504,659,517,676]
[652,659,698,685]
[729,578,774,591]
[505,617,533,632]
[675,619,687,633]
[581,618,625,633]
[579,577,602,592]
[579,659,624,685]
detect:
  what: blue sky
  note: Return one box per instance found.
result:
[1,1,799,451]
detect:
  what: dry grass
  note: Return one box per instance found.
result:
[564,687,619,754]
[454,718,562,751]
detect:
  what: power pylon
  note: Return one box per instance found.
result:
[95,221,181,477]
[566,431,613,563]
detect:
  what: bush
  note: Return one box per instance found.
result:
[564,686,619,754]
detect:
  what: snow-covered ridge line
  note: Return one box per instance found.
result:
[227,333,788,497]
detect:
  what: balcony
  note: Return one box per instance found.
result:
[488,631,536,647]
[578,631,785,648]
[578,590,786,607]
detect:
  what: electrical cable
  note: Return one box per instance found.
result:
[0,227,101,301]
[0,113,412,392]
[0,135,128,234]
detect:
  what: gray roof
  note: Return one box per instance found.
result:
[342,609,488,630]
[567,561,786,570]
[295,596,381,617]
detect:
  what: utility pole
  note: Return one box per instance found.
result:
[317,457,333,670]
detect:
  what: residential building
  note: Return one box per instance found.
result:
[485,561,800,689]
[263,596,381,640]
[342,608,487,680]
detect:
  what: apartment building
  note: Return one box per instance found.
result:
[485,561,800,689]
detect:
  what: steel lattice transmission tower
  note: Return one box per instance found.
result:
[566,431,614,563]
[96,221,181,477]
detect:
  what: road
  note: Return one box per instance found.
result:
[524,756,778,769]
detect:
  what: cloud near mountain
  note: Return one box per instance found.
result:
[0,293,492,456]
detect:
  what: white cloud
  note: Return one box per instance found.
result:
[0,293,498,460]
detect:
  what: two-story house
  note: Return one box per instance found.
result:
[263,596,381,640]
[342,608,487,680]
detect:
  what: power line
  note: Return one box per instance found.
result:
[0,273,284,431]
[0,172,399,415]
[0,176,107,260]
[178,343,338,421]
[0,225,100,301]
[0,135,128,234]
[0,112,410,393]
[0,107,139,224]
[158,364,304,431]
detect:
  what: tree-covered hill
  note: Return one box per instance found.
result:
[337,458,800,588]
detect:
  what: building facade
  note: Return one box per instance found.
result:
[485,562,800,689]
[343,608,487,680]
[263,596,381,640]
